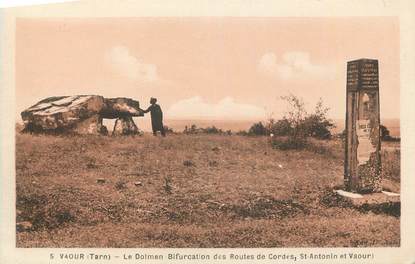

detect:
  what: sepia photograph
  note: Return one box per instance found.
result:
[14,16,401,248]
[1,0,415,263]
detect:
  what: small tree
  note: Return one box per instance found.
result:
[269,118,292,136]
[280,94,308,145]
[302,98,335,139]
[271,95,335,150]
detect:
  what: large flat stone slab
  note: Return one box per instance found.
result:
[21,95,105,132]
[335,189,400,206]
[21,95,145,135]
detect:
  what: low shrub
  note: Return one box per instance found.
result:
[183,124,231,135]
[248,122,267,136]
[203,126,222,134]
[235,130,249,136]
[268,118,292,136]
[270,137,333,155]
[164,126,175,134]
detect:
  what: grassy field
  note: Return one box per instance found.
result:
[15,132,400,247]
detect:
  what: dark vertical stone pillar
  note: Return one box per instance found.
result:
[344,59,381,193]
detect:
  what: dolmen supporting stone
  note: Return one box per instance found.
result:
[113,116,139,136]
[21,95,144,135]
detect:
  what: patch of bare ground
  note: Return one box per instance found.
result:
[15,133,400,247]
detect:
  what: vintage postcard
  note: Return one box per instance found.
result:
[1,0,415,263]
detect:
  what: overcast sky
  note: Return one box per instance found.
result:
[16,17,399,121]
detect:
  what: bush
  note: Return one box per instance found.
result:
[379,124,400,142]
[302,116,333,139]
[202,126,223,134]
[248,122,267,136]
[268,118,292,136]
[229,95,334,142]
[270,95,334,149]
[380,124,390,140]
[302,99,335,139]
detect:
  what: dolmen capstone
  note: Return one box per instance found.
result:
[21,95,144,135]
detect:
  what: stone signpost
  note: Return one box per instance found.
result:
[344,58,381,193]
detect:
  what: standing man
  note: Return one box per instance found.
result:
[143,97,166,136]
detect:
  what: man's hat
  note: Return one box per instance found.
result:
[150,97,157,103]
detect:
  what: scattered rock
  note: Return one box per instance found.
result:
[183,160,195,167]
[208,160,218,167]
[335,189,363,199]
[212,146,221,151]
[16,221,32,232]
[136,208,152,214]
[16,209,22,216]
[97,178,106,184]
[134,181,143,186]
[101,97,143,118]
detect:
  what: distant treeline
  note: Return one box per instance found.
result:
[171,94,399,144]
[175,122,399,141]
[182,124,232,135]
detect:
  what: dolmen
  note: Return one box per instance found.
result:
[21,95,144,135]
